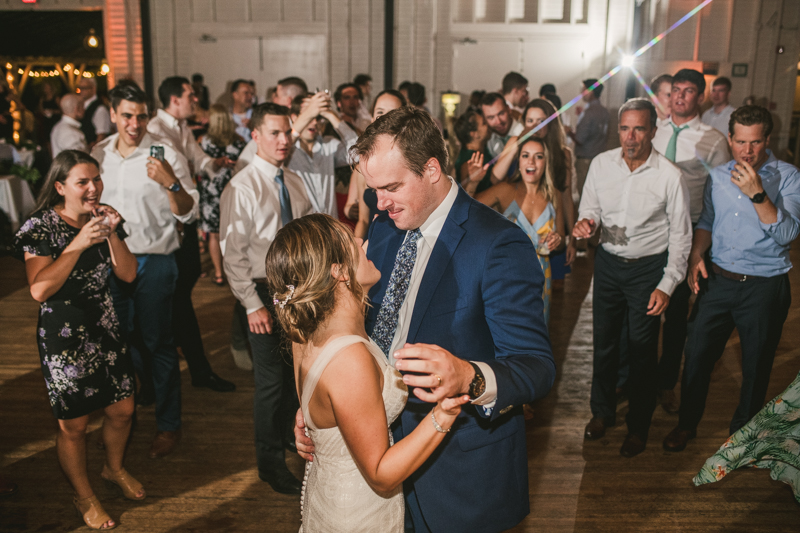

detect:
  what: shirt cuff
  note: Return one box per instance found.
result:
[759,206,784,232]
[656,277,678,297]
[470,361,497,410]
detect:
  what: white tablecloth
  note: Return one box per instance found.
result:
[0,175,36,231]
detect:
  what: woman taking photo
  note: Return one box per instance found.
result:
[264,214,468,532]
[472,137,564,325]
[15,150,143,530]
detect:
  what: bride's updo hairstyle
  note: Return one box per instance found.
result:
[265,214,366,344]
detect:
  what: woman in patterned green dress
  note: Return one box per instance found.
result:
[693,371,800,503]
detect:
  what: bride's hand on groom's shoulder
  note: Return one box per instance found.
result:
[394,343,474,403]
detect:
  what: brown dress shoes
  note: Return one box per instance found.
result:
[149,430,181,459]
[584,417,611,440]
[662,426,696,452]
[620,433,647,457]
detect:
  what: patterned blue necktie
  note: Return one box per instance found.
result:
[372,228,423,356]
[274,168,293,226]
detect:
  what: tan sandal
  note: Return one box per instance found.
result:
[101,465,146,501]
[74,494,117,530]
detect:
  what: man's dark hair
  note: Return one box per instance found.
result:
[672,69,706,94]
[398,80,412,92]
[333,82,363,103]
[158,76,190,108]
[650,74,673,94]
[289,94,306,116]
[351,106,449,177]
[729,105,773,138]
[354,74,372,87]
[502,72,528,95]
[454,109,481,147]
[618,97,657,129]
[539,83,556,97]
[583,78,603,98]
[713,76,732,91]
[231,79,254,93]
[277,76,309,94]
[250,102,290,131]
[406,82,426,106]
[109,83,148,111]
[543,92,562,110]
[479,92,506,108]
[192,73,204,83]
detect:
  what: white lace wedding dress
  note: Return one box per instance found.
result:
[299,335,408,533]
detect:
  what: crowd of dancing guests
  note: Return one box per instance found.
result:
[9,66,800,530]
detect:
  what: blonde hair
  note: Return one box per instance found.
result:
[206,104,239,147]
[513,137,557,204]
[264,214,367,344]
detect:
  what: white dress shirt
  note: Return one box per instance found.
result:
[702,104,736,135]
[234,140,257,174]
[486,119,524,158]
[50,115,87,157]
[83,95,112,136]
[92,133,198,255]
[652,115,730,223]
[287,122,358,217]
[387,179,498,408]
[578,147,692,296]
[148,109,213,175]
[232,108,253,141]
[219,154,313,314]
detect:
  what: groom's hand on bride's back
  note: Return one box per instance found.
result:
[294,408,315,461]
[394,343,474,403]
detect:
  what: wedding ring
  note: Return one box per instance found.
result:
[434,374,442,387]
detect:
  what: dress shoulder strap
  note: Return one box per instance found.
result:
[301,335,371,430]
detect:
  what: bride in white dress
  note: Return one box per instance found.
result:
[264,214,469,533]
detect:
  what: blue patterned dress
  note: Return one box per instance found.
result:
[15,208,134,419]
[503,200,555,326]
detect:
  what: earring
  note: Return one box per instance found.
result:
[346,280,351,288]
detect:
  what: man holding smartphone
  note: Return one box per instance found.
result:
[93,83,198,459]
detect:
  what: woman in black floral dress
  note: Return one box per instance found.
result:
[199,104,247,284]
[15,150,144,530]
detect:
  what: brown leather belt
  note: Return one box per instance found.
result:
[711,263,763,282]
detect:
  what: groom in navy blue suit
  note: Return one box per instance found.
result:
[298,106,555,532]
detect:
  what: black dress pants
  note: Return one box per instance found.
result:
[250,283,298,473]
[658,279,692,390]
[678,269,790,435]
[590,247,667,439]
[172,222,213,383]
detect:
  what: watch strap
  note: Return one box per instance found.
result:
[468,362,486,399]
[750,190,767,204]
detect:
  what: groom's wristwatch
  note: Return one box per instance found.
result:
[468,362,486,399]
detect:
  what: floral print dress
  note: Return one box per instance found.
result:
[15,208,134,419]
[199,135,247,233]
[693,370,800,503]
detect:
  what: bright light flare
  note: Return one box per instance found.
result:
[622,56,635,68]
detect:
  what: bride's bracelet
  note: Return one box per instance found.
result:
[431,410,451,433]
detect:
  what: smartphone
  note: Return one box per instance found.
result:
[150,144,165,161]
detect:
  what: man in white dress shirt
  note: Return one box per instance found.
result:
[702,77,736,135]
[220,102,313,494]
[148,76,236,394]
[77,78,112,145]
[501,71,530,120]
[651,69,730,413]
[287,91,358,217]
[574,98,692,458]
[480,92,524,160]
[50,94,87,157]
[94,83,199,459]
[230,79,255,140]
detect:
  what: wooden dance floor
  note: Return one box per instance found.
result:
[1,247,798,532]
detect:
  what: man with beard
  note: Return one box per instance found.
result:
[574,98,691,458]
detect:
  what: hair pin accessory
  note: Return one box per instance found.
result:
[273,284,295,309]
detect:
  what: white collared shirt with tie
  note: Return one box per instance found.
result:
[387,179,498,408]
[219,154,313,314]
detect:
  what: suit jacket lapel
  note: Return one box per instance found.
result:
[406,188,471,342]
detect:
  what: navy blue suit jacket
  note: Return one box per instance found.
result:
[366,186,556,533]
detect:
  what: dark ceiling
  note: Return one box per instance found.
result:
[0,10,105,61]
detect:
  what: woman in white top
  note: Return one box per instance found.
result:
[264,214,468,532]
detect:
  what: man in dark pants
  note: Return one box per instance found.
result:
[574,98,691,457]
[664,106,800,452]
[219,103,313,493]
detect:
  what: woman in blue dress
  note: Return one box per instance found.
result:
[473,137,564,325]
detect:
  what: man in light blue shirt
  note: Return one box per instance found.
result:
[664,105,800,452]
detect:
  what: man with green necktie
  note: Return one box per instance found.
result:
[651,68,730,415]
